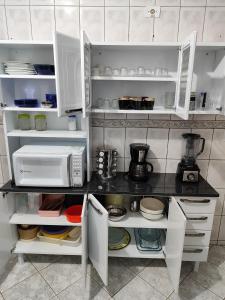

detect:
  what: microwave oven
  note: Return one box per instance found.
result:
[13,145,86,187]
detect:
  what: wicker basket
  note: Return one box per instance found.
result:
[18,225,39,240]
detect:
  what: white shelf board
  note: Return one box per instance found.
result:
[91,108,175,114]
[108,211,168,229]
[190,110,219,115]
[91,76,177,82]
[108,228,165,259]
[4,107,57,112]
[7,130,87,139]
[0,40,53,45]
[13,240,82,255]
[10,213,81,227]
[0,74,55,80]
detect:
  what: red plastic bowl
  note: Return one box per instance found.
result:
[65,205,82,223]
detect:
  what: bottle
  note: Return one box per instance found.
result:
[189,92,196,111]
[68,115,77,131]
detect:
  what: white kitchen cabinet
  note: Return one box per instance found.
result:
[0,6,8,40]
[203,8,225,42]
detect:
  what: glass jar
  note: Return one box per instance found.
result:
[18,113,31,130]
[34,114,47,131]
[68,115,77,131]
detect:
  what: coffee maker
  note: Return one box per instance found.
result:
[128,143,153,181]
[176,133,205,182]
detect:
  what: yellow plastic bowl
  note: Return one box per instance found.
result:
[40,230,70,240]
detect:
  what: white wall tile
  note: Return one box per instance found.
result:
[216,114,225,120]
[156,0,180,5]
[129,7,153,42]
[211,215,221,241]
[0,0,4,4]
[207,0,225,6]
[197,159,209,179]
[117,157,125,172]
[30,0,54,4]
[193,114,216,120]
[125,128,147,157]
[191,129,213,159]
[219,216,225,240]
[207,160,225,188]
[149,114,170,120]
[0,6,8,39]
[181,0,206,5]
[127,114,148,119]
[0,126,6,156]
[105,114,126,119]
[55,6,79,38]
[210,129,225,159]
[147,128,169,159]
[204,8,225,42]
[166,159,179,173]
[105,7,129,42]
[216,189,225,216]
[80,0,104,5]
[6,6,32,40]
[167,129,191,159]
[0,161,3,185]
[130,0,155,5]
[55,0,79,5]
[105,0,129,6]
[92,127,104,156]
[104,128,125,157]
[154,7,179,42]
[30,6,55,40]
[5,0,29,4]
[178,7,205,42]
[147,158,166,173]
[80,7,104,42]
[0,156,9,183]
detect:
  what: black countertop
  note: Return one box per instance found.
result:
[0,173,219,197]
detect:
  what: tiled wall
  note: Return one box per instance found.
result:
[1,0,225,244]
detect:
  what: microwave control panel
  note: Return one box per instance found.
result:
[70,154,85,187]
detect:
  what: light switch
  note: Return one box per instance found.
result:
[144,6,161,18]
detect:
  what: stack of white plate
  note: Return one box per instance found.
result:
[0,63,5,74]
[140,197,165,220]
[4,61,36,75]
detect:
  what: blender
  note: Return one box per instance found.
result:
[176,133,205,182]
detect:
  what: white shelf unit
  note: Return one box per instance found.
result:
[0,75,55,80]
[4,107,58,112]
[7,130,87,139]
[91,76,177,82]
[91,108,175,114]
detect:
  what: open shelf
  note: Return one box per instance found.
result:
[4,107,58,112]
[91,76,177,82]
[0,75,55,80]
[91,108,175,114]
[13,239,82,256]
[7,130,87,139]
[108,211,168,229]
[10,213,81,227]
[108,228,165,259]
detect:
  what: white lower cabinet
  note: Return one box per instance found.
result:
[86,194,186,293]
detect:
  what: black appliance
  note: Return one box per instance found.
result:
[177,133,205,182]
[128,143,153,181]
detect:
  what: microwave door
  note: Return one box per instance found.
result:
[14,153,70,187]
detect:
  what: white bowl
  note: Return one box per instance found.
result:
[140,210,164,221]
[140,197,165,215]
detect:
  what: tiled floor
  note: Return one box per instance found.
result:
[0,246,225,300]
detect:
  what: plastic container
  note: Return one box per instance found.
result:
[28,193,41,213]
[18,225,39,241]
[18,113,31,130]
[34,114,47,131]
[37,231,81,247]
[65,205,82,223]
[68,115,77,131]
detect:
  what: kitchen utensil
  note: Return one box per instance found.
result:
[165,92,175,109]
[41,101,53,108]
[104,66,112,76]
[120,67,128,76]
[112,68,120,76]
[134,228,162,252]
[96,148,118,179]
[46,94,57,108]
[130,197,140,212]
[145,68,154,76]
[38,195,64,217]
[18,225,39,241]
[137,66,145,76]
[37,229,81,247]
[140,197,165,215]
[14,99,38,108]
[33,64,55,75]
[140,210,164,220]
[107,205,127,222]
[128,68,136,76]
[65,205,82,223]
[40,226,71,239]
[108,227,131,250]
[128,143,153,181]
[141,97,155,110]
[155,67,162,77]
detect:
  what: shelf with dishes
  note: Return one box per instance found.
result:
[0,75,55,80]
[7,130,87,139]
[91,76,177,82]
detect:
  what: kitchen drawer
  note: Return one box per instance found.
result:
[182,246,209,262]
[184,230,211,246]
[186,213,214,230]
[177,197,216,214]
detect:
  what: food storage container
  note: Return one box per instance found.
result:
[68,115,77,131]
[18,225,39,240]
[34,114,47,131]
[18,113,31,130]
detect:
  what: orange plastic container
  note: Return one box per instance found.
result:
[65,205,82,223]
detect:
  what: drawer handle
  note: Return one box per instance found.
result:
[187,216,208,221]
[88,199,103,215]
[185,232,205,237]
[180,199,210,204]
[183,249,203,254]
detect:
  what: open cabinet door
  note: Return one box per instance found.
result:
[81,194,88,287]
[54,32,82,117]
[165,197,186,293]
[81,31,91,118]
[0,193,17,276]
[175,32,197,120]
[87,194,108,286]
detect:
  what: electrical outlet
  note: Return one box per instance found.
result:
[144,6,161,18]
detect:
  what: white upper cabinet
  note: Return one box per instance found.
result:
[54,32,82,117]
[175,31,197,120]
[0,7,8,40]
[87,194,108,286]
[203,8,225,42]
[165,197,186,293]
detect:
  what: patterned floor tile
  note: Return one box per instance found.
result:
[28,254,62,271]
[40,256,83,294]
[0,293,3,300]
[117,257,150,275]
[168,276,222,300]
[2,273,55,300]
[57,275,112,300]
[114,276,166,300]
[0,255,37,293]
[207,246,225,270]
